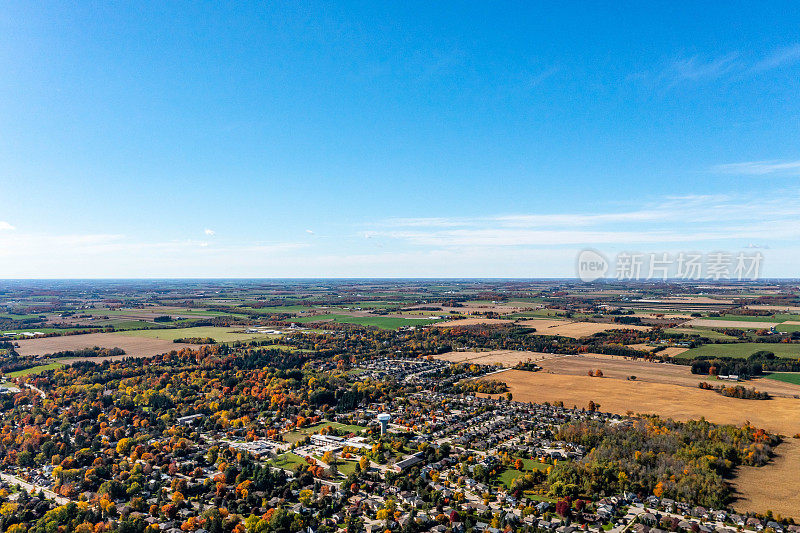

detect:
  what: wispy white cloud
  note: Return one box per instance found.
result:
[712,160,800,176]
[641,44,800,88]
[661,53,740,84]
[305,229,314,235]
[752,44,800,72]
[366,193,800,247]
[204,228,215,236]
[0,221,15,231]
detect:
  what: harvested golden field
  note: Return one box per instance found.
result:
[519,319,651,338]
[487,370,800,518]
[747,305,800,312]
[433,318,514,327]
[535,353,799,398]
[491,370,800,434]
[13,332,199,362]
[732,439,800,518]
[435,350,565,366]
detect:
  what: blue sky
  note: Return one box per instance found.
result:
[1,2,800,277]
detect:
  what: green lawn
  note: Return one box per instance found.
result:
[764,372,800,385]
[121,326,281,343]
[497,458,549,488]
[268,453,308,470]
[676,343,800,360]
[5,362,64,377]
[335,460,358,476]
[282,421,368,444]
[290,314,442,330]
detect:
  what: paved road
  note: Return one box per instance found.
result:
[0,471,70,505]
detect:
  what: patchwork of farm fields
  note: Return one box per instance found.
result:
[290,314,442,329]
[485,369,800,518]
[12,333,201,360]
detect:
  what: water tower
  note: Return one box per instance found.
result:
[377,412,391,435]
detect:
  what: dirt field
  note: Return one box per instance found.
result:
[433,318,514,327]
[13,333,200,361]
[487,370,800,518]
[519,319,651,338]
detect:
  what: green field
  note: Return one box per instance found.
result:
[497,457,549,488]
[282,421,368,444]
[290,314,442,330]
[268,453,308,471]
[1,327,102,337]
[699,313,799,323]
[776,323,800,334]
[676,343,800,360]
[5,362,64,377]
[662,327,739,341]
[764,372,800,385]
[121,326,281,343]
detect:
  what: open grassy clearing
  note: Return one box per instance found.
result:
[282,421,368,444]
[267,452,308,470]
[676,343,800,360]
[290,314,441,329]
[498,458,549,488]
[764,372,800,385]
[5,362,64,377]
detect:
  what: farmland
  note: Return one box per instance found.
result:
[12,332,201,360]
[521,319,651,338]
[5,362,64,377]
[435,349,561,366]
[484,369,800,517]
[290,313,442,329]
[121,326,280,343]
[764,372,800,385]
[676,342,800,360]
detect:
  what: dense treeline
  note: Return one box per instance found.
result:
[698,382,770,399]
[551,417,777,508]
